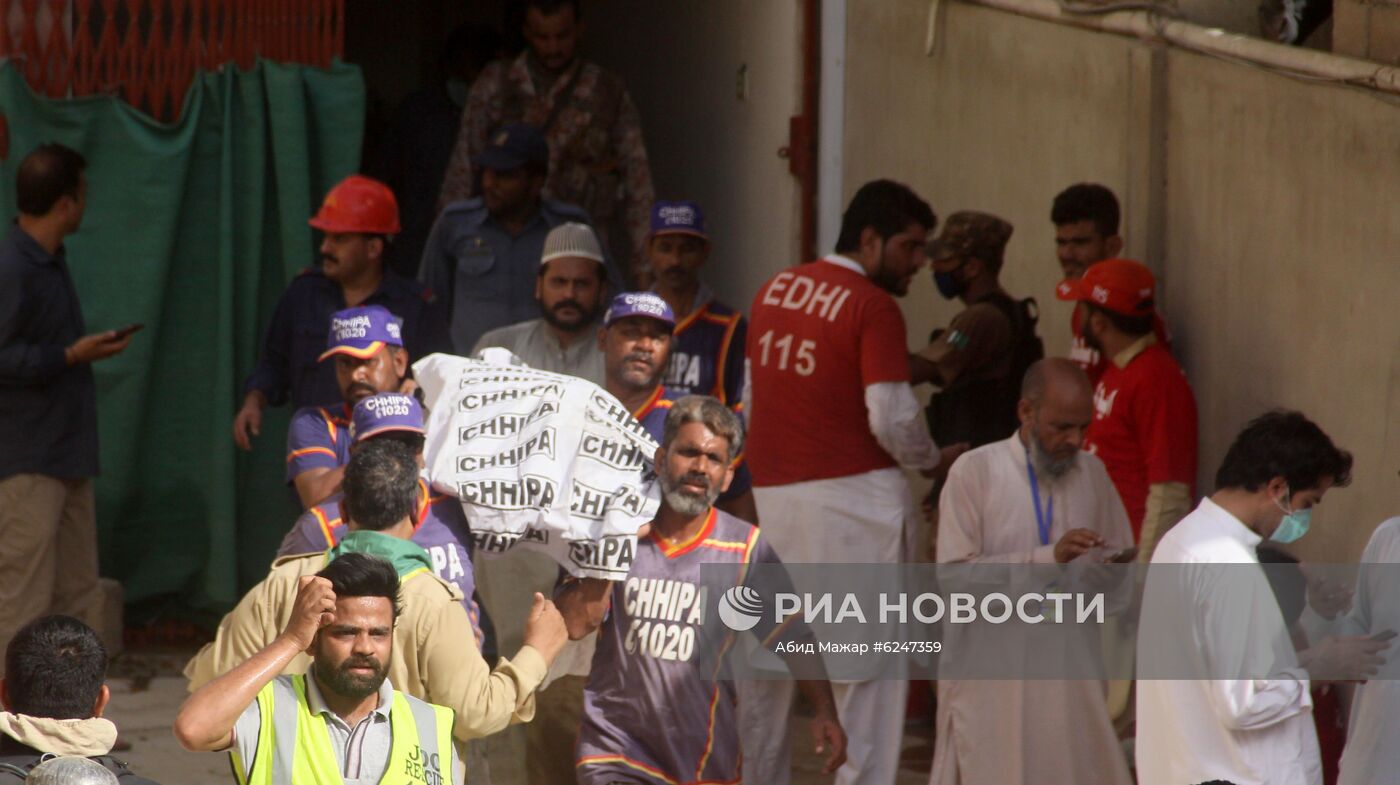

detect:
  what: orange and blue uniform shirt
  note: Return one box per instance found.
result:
[284,404,352,484]
[660,289,747,412]
[276,478,483,641]
[575,508,799,785]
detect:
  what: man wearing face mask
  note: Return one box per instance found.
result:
[912,211,1044,454]
[1055,259,1196,562]
[1136,410,1386,785]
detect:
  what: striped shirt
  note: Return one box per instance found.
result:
[659,287,747,410]
[575,509,788,785]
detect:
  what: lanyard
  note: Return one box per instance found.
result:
[1025,448,1053,546]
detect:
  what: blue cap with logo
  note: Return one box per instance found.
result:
[603,292,675,330]
[476,122,550,172]
[319,305,404,361]
[350,392,425,443]
[649,200,708,241]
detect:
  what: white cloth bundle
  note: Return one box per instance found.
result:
[414,353,660,579]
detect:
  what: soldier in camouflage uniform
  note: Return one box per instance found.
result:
[912,211,1044,454]
[439,0,655,288]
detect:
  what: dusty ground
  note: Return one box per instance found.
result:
[103,652,933,785]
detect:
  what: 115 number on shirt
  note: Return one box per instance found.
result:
[756,330,816,376]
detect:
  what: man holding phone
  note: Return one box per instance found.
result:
[0,143,132,668]
[931,358,1134,785]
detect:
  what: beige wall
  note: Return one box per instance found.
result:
[1161,49,1400,560]
[845,0,1400,560]
[584,0,803,308]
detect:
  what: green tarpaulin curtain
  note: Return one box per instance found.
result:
[0,60,365,622]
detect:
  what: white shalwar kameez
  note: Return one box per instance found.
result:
[930,433,1134,785]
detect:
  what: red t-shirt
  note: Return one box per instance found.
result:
[1083,341,1198,536]
[746,258,909,486]
[1070,309,1173,385]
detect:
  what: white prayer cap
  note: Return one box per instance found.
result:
[540,222,605,266]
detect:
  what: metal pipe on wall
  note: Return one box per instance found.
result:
[791,0,821,263]
[965,0,1400,94]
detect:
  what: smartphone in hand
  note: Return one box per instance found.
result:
[112,323,145,339]
[1101,546,1138,564]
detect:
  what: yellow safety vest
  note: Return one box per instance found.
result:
[231,673,455,785]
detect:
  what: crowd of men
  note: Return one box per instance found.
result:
[0,1,1394,784]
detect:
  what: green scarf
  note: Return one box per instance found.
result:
[326,530,433,578]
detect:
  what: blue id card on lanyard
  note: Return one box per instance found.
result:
[1025,449,1053,546]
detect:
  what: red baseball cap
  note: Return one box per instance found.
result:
[1055,258,1156,317]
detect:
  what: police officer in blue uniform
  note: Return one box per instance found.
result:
[419,122,618,355]
[232,175,449,451]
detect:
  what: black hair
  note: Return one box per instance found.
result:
[341,438,420,531]
[316,553,403,622]
[1214,410,1353,494]
[443,22,504,74]
[834,180,936,254]
[1051,183,1120,237]
[366,430,426,455]
[525,0,581,20]
[4,615,107,719]
[1083,302,1154,338]
[16,143,87,217]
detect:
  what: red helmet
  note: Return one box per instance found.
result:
[308,175,401,235]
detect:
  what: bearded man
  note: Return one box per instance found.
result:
[929,357,1134,785]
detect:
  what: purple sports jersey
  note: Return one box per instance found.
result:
[633,387,752,501]
[575,508,788,785]
[662,297,746,410]
[277,478,482,639]
[285,404,352,483]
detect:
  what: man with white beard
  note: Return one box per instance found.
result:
[559,395,847,785]
[931,357,1134,785]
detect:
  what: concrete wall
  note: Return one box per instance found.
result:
[583,0,804,308]
[844,0,1400,561]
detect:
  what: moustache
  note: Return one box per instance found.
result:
[346,382,377,397]
[551,299,583,313]
[677,472,710,491]
[624,351,654,368]
[321,254,339,265]
[340,656,382,672]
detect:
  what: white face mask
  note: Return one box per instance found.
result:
[446,77,469,108]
